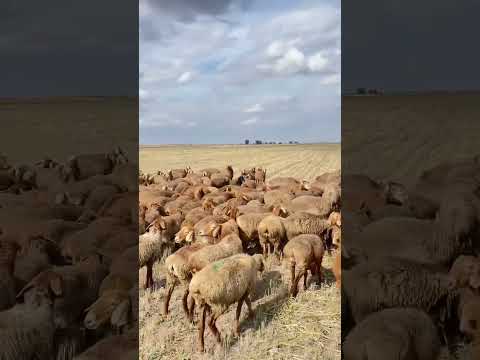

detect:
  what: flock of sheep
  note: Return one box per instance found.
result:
[139,165,341,352]
[0,149,138,360]
[341,156,480,359]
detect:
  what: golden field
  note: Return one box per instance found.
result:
[342,93,480,186]
[0,97,138,164]
[139,144,341,360]
[140,143,340,183]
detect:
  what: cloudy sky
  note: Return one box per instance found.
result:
[343,0,480,92]
[140,0,340,144]
[0,0,137,96]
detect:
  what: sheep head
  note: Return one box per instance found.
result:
[17,269,63,307]
[252,254,265,273]
[175,225,195,244]
[84,290,130,330]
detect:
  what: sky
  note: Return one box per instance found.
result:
[0,0,138,96]
[342,0,480,92]
[140,0,341,144]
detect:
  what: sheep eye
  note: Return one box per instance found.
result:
[470,319,477,330]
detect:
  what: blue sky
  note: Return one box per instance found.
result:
[140,0,340,144]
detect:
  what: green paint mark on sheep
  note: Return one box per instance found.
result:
[213,260,225,272]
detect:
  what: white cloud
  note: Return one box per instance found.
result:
[244,103,264,113]
[139,88,149,100]
[241,117,258,125]
[307,52,328,72]
[177,71,193,84]
[274,47,305,74]
[321,73,340,85]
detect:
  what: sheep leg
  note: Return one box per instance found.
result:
[197,305,207,352]
[208,313,222,343]
[181,288,190,318]
[189,298,196,322]
[145,261,153,289]
[291,268,306,297]
[316,259,323,286]
[162,281,176,315]
[290,262,296,285]
[303,268,308,291]
[273,243,281,263]
[262,243,267,258]
[234,293,247,336]
[245,294,254,319]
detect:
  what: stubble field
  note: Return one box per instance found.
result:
[139,143,341,360]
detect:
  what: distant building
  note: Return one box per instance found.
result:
[245,139,249,145]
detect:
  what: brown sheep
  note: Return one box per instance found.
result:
[283,234,325,297]
[258,215,286,259]
[163,242,207,317]
[189,253,264,352]
[254,168,266,184]
[236,212,271,252]
[139,213,183,288]
[343,308,440,360]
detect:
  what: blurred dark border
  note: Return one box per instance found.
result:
[0,1,138,359]
[342,0,480,358]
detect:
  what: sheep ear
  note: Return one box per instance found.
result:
[111,299,130,327]
[16,283,34,301]
[50,277,63,296]
[158,219,166,230]
[212,225,221,239]
[186,231,194,243]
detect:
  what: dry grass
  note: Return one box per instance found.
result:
[140,144,340,183]
[139,253,340,360]
[139,144,340,359]
[0,97,138,164]
[343,93,480,186]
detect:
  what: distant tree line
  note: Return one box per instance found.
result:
[356,88,383,95]
[244,139,300,145]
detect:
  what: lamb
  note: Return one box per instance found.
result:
[189,253,265,352]
[283,234,325,297]
[342,257,453,324]
[236,212,272,252]
[163,242,206,317]
[192,214,230,244]
[258,215,286,259]
[0,292,55,360]
[457,287,480,339]
[139,214,183,289]
[343,308,441,360]
[254,167,266,184]
[282,212,330,241]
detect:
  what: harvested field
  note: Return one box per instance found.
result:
[0,97,138,164]
[140,144,340,183]
[139,254,340,360]
[139,144,341,360]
